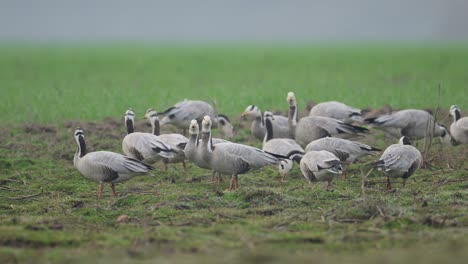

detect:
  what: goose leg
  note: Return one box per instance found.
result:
[217,172,224,184]
[326,181,333,191]
[98,182,104,198]
[224,175,235,192]
[182,161,188,177]
[280,172,288,183]
[386,176,392,190]
[210,171,216,184]
[110,183,117,197]
[234,175,239,189]
[341,162,351,181]
[163,162,168,172]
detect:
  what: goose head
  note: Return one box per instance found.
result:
[188,119,199,136]
[144,108,159,121]
[263,110,275,120]
[216,114,235,139]
[279,159,293,179]
[287,92,296,107]
[241,105,262,118]
[201,115,212,134]
[438,125,453,146]
[449,105,461,121]
[124,108,136,134]
[74,127,86,158]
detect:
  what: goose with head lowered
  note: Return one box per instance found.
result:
[300,150,343,190]
[144,108,189,173]
[200,116,280,191]
[449,105,468,144]
[374,136,423,190]
[73,128,154,198]
[160,99,234,137]
[365,109,451,144]
[122,108,176,165]
[305,137,380,180]
[287,92,370,148]
[309,101,364,124]
[241,105,290,141]
[262,110,304,182]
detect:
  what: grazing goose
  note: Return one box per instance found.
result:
[216,114,235,139]
[299,150,343,190]
[73,128,154,198]
[375,136,423,190]
[309,101,364,124]
[122,109,175,164]
[287,92,370,148]
[183,119,228,183]
[365,109,451,144]
[144,108,188,173]
[305,137,381,180]
[449,105,468,144]
[241,105,290,141]
[200,116,280,191]
[262,111,304,182]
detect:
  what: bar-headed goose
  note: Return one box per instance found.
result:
[449,105,468,144]
[160,99,217,134]
[200,116,280,191]
[365,109,451,144]
[300,150,343,190]
[241,105,289,141]
[122,109,175,164]
[144,108,188,173]
[184,119,229,183]
[375,136,423,190]
[305,137,381,180]
[309,101,364,124]
[216,114,235,139]
[73,128,154,198]
[262,110,304,182]
[287,92,369,148]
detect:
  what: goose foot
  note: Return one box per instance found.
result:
[224,175,236,192]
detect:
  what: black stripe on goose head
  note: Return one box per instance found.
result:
[400,136,412,145]
[78,134,86,158]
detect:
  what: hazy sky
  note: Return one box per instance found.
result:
[1,0,467,42]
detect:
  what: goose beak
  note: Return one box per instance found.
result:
[241,111,249,117]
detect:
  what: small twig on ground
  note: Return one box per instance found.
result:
[0,189,44,200]
[361,167,374,202]
[423,84,441,167]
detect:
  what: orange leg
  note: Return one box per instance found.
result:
[98,182,104,198]
[110,183,117,197]
[234,175,239,189]
[182,161,188,176]
[224,176,235,192]
[386,176,392,190]
[341,162,350,181]
[163,162,168,172]
[210,171,216,184]
[217,172,224,184]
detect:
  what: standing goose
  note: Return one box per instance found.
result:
[375,136,423,190]
[287,92,370,148]
[122,109,175,164]
[365,109,451,144]
[183,119,229,183]
[449,105,468,144]
[73,128,154,198]
[299,150,343,190]
[309,101,364,124]
[305,137,381,180]
[262,110,304,182]
[200,116,280,191]
[241,105,290,141]
[144,108,188,173]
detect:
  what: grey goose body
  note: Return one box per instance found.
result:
[73,128,153,198]
[365,109,451,143]
[449,105,468,144]
[309,101,364,124]
[300,150,343,189]
[375,136,423,190]
[160,99,217,131]
[122,109,175,164]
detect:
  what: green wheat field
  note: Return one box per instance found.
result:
[0,44,467,263]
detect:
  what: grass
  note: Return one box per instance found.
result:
[1,44,468,123]
[0,44,467,263]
